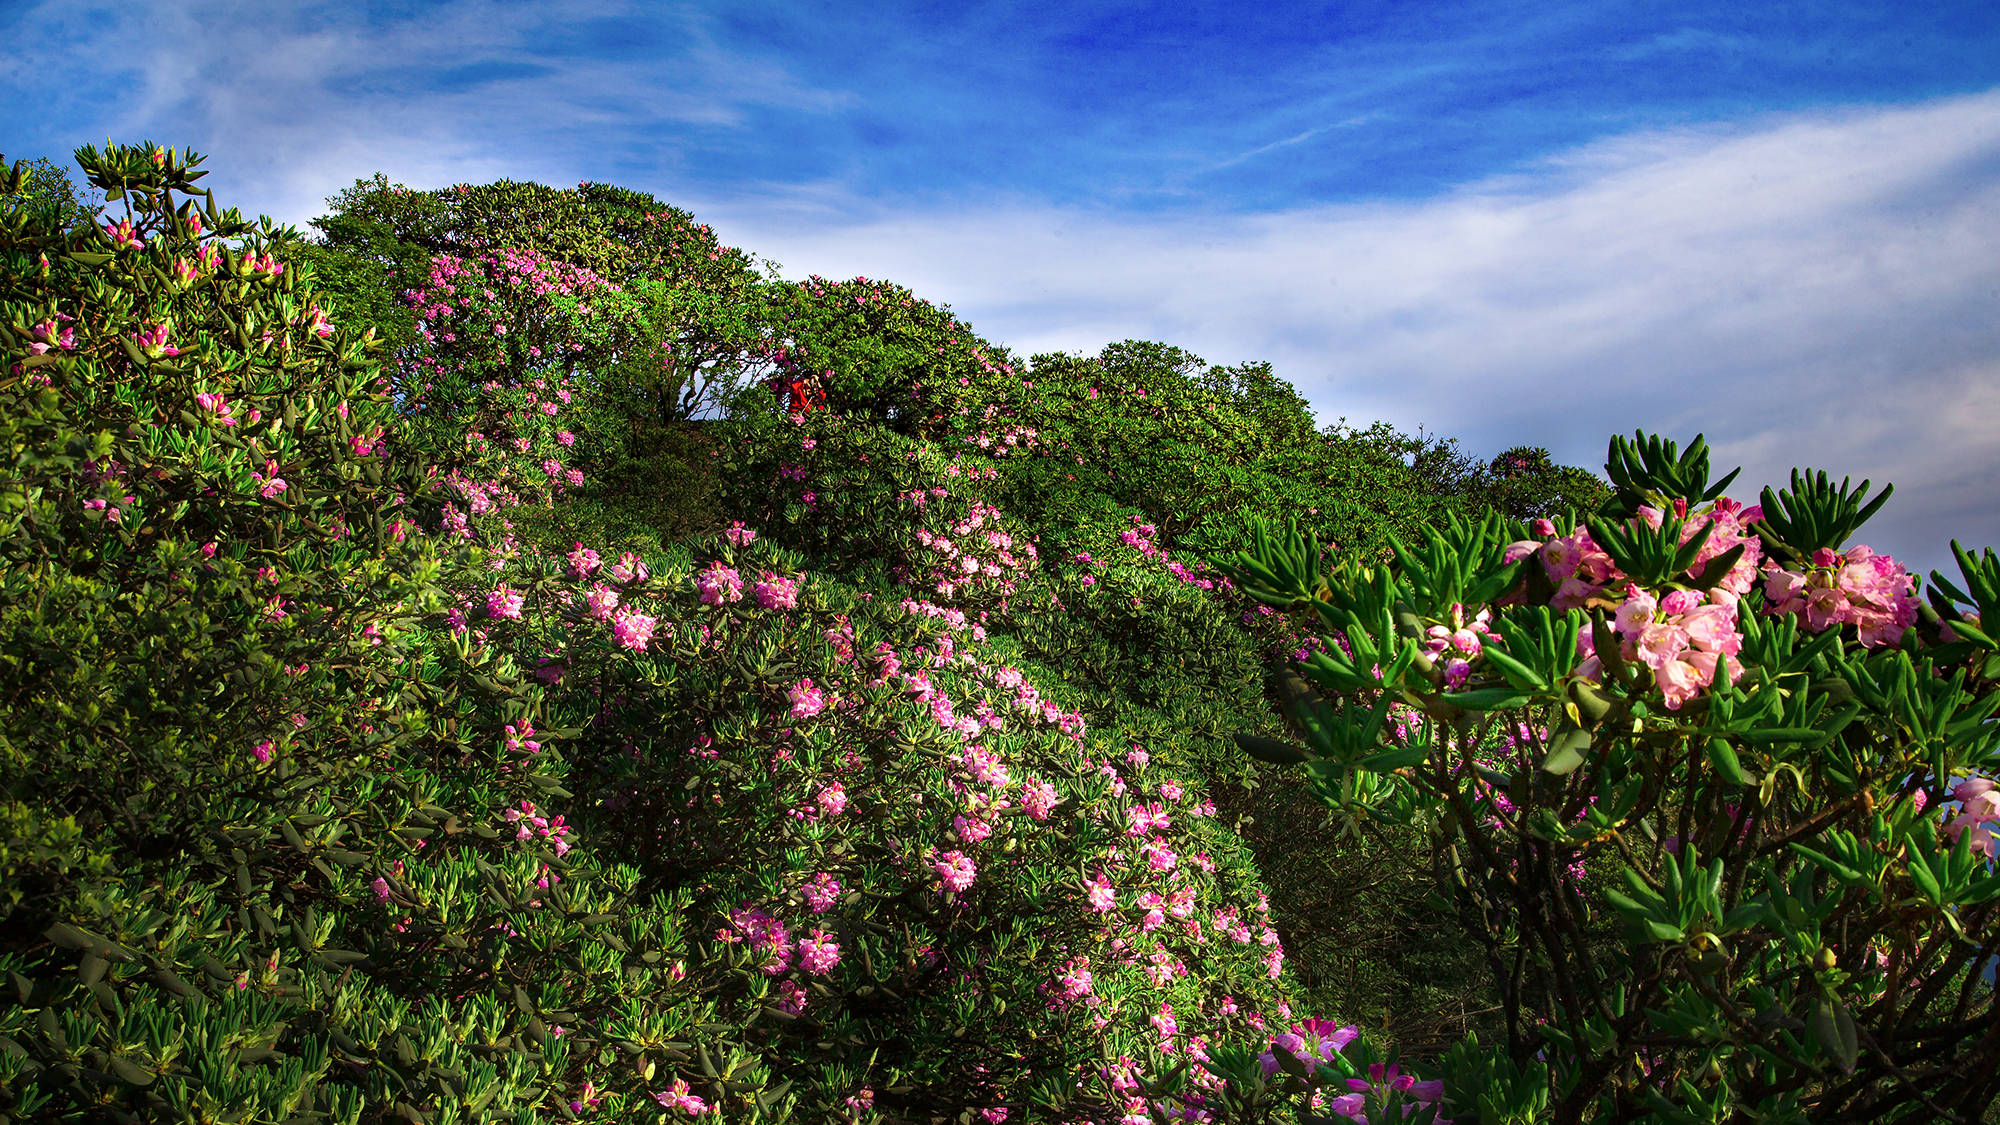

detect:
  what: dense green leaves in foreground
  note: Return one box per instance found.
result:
[1217,431,2000,1122]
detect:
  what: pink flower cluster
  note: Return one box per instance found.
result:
[1503,498,1926,711]
[1535,498,1763,611]
[1576,585,1745,711]
[606,551,648,583]
[653,1078,709,1116]
[1424,603,1496,690]
[1119,517,1165,561]
[754,572,800,610]
[253,459,287,500]
[1259,1019,1360,1078]
[802,871,842,913]
[192,392,237,425]
[611,608,657,652]
[566,542,601,577]
[584,584,620,620]
[28,318,75,354]
[1763,544,1918,648]
[1327,1063,1448,1123]
[502,800,574,857]
[696,562,743,605]
[796,929,842,975]
[487,583,525,620]
[934,849,978,893]
[1944,777,2000,857]
[788,677,826,719]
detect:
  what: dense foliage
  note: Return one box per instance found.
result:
[5,144,1987,1125]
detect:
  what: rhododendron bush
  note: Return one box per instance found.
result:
[1219,433,2000,1123]
[0,147,1329,1125]
[311,174,771,429]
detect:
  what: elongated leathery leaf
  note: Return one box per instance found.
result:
[1487,604,1586,695]
[1387,506,1530,621]
[1756,467,1894,561]
[1599,431,1741,518]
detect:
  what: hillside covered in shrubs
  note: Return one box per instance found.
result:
[3,145,1999,1125]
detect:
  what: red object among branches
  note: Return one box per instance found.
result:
[771,372,828,414]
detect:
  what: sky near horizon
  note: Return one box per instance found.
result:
[5,0,1999,578]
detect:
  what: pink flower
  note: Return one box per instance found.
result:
[1762,546,1917,648]
[567,542,602,577]
[1021,777,1060,820]
[28,319,75,353]
[252,459,288,499]
[935,850,977,893]
[1666,651,1741,711]
[1634,622,1690,671]
[796,930,841,975]
[1680,603,1742,655]
[1085,872,1116,912]
[607,552,650,583]
[612,608,658,652]
[371,877,390,902]
[252,739,274,765]
[787,678,826,719]
[803,871,842,913]
[105,217,144,250]
[487,584,525,620]
[815,784,847,817]
[131,322,180,359]
[755,572,800,610]
[584,584,620,620]
[654,1078,709,1115]
[725,521,756,547]
[696,562,743,605]
[1612,587,1658,637]
[1954,777,1998,805]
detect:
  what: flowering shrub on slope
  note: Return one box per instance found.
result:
[396,417,1306,1119]
[0,147,1315,1124]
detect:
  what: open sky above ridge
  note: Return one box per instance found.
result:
[6,0,2000,577]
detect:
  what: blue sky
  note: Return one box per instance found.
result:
[6,0,2000,577]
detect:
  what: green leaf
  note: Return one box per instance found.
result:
[1792,845,1864,885]
[1809,997,1859,1076]
[1358,745,1430,772]
[1235,733,1310,766]
[1443,688,1533,711]
[1706,739,1751,786]
[1541,727,1593,775]
[1686,542,1746,591]
[1482,646,1549,693]
[1908,858,1943,906]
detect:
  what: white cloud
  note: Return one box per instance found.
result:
[693,89,2000,578]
